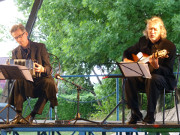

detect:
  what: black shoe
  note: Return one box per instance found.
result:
[127,110,143,124]
[143,113,155,124]
[19,115,34,124]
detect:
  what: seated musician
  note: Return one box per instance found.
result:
[9,24,58,124]
[123,16,176,124]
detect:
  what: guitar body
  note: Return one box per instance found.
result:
[132,49,168,63]
[132,53,149,62]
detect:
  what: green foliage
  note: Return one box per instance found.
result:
[0,88,3,96]
[22,93,97,120]
[22,98,38,118]
[57,93,97,120]
[22,98,57,119]
[138,93,147,110]
[91,76,122,116]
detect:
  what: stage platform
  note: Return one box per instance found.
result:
[0,120,180,135]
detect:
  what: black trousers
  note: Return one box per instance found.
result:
[9,76,58,115]
[125,74,169,113]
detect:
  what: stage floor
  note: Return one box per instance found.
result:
[0,120,180,133]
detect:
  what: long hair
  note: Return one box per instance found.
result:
[143,16,167,39]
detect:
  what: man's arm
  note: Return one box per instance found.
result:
[152,40,176,75]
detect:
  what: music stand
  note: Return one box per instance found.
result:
[0,64,33,124]
[118,62,151,78]
[101,62,151,124]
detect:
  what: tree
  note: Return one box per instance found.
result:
[15,0,180,73]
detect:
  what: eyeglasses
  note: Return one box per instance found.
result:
[14,32,25,40]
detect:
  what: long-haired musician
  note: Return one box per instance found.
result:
[9,24,58,124]
[123,16,176,124]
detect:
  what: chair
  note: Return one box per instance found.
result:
[162,55,180,124]
[162,88,179,124]
[139,55,180,124]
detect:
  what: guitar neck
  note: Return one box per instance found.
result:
[139,53,162,63]
[135,49,167,63]
[139,56,150,63]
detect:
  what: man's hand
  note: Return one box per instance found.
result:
[149,55,159,69]
[34,63,45,73]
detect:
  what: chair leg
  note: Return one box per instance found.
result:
[23,97,33,116]
[44,105,59,123]
[44,106,52,123]
[163,88,165,124]
[174,88,180,124]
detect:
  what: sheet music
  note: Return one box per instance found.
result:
[0,64,33,82]
[119,62,151,78]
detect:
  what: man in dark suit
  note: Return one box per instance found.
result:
[123,16,176,124]
[9,24,58,124]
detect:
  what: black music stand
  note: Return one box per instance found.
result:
[118,62,151,79]
[55,76,99,125]
[101,62,151,124]
[0,64,33,124]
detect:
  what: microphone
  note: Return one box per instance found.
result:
[55,74,63,80]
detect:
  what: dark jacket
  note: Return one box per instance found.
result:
[123,36,176,90]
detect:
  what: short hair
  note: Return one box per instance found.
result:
[143,16,167,39]
[10,23,26,34]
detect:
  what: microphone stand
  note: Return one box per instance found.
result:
[55,75,99,125]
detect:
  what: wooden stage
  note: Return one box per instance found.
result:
[0,120,180,135]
